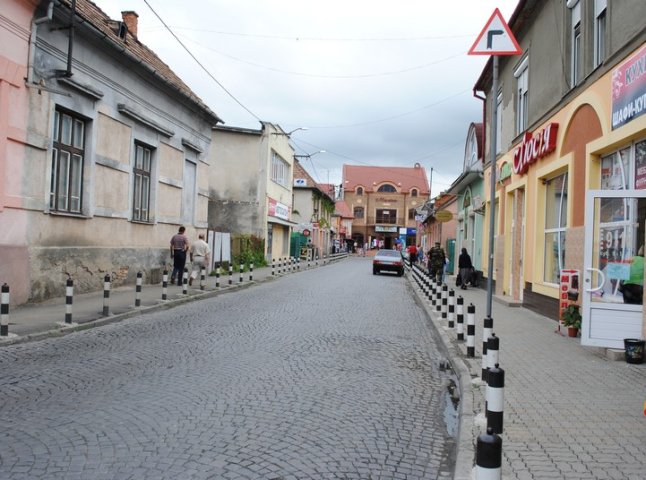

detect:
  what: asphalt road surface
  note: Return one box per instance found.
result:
[0,257,457,479]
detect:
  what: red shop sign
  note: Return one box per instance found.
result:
[512,123,559,175]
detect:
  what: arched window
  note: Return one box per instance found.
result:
[377,184,397,193]
[356,186,363,195]
[411,188,418,197]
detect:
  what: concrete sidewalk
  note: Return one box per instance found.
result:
[0,256,342,345]
[409,268,646,480]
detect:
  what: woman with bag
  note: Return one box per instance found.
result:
[458,248,473,290]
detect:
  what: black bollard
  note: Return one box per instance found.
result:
[271,258,275,276]
[441,284,448,320]
[482,316,493,381]
[467,303,476,357]
[65,278,73,324]
[182,268,188,294]
[249,263,254,282]
[486,363,505,434]
[486,333,500,383]
[228,265,233,285]
[200,267,206,290]
[435,279,442,312]
[103,274,111,316]
[448,289,455,328]
[162,269,168,300]
[476,427,502,480]
[215,267,220,288]
[0,283,8,336]
[135,271,142,307]
[456,296,464,340]
[239,264,244,284]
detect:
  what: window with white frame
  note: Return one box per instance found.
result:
[544,172,568,284]
[133,142,152,222]
[569,0,582,86]
[601,138,646,191]
[594,0,607,68]
[50,109,85,213]
[514,57,529,135]
[495,90,503,154]
[271,151,290,187]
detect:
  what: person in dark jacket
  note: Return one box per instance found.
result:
[458,248,473,290]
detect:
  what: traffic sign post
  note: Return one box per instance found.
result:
[469,8,522,318]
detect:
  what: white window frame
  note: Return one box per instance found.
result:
[594,0,607,68]
[50,109,85,213]
[514,57,529,135]
[570,1,582,86]
[132,142,153,222]
[271,151,290,187]
[543,172,568,284]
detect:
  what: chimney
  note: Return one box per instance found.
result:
[121,11,139,38]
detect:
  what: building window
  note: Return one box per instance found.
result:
[544,173,568,284]
[50,109,85,213]
[356,186,363,195]
[496,90,503,154]
[594,0,607,68]
[133,143,152,222]
[411,188,418,197]
[377,184,397,193]
[408,208,416,220]
[271,151,290,187]
[570,0,582,87]
[514,57,529,135]
[353,206,364,219]
[376,209,396,224]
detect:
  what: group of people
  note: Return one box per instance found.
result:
[169,226,211,286]
[425,241,474,289]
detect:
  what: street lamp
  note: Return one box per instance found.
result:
[294,150,325,159]
[272,127,309,137]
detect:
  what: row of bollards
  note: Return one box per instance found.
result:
[410,263,505,479]
[0,255,349,338]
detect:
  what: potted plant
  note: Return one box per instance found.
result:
[562,305,582,337]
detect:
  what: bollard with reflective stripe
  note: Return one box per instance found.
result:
[65,278,74,324]
[162,269,168,300]
[448,289,455,328]
[482,316,493,381]
[486,333,500,383]
[435,279,442,312]
[215,267,221,288]
[271,259,275,276]
[183,268,188,294]
[486,363,505,434]
[431,274,438,308]
[0,283,8,336]
[456,296,464,340]
[467,303,476,357]
[200,267,206,290]
[239,264,244,284]
[297,258,300,270]
[103,274,111,316]
[441,285,448,320]
[135,272,142,307]
[229,265,233,285]
[476,427,502,480]
[249,263,254,282]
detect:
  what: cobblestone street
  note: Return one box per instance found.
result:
[0,258,456,479]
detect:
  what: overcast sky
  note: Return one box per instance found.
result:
[99,0,519,193]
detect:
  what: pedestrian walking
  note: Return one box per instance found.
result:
[408,244,418,266]
[169,226,189,285]
[189,233,211,287]
[427,241,446,283]
[458,247,473,290]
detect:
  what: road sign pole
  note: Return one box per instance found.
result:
[486,55,499,319]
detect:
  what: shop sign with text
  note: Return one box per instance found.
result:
[513,123,559,175]
[268,198,289,220]
[612,44,646,130]
[376,225,398,233]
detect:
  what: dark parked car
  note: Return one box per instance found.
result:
[372,249,404,276]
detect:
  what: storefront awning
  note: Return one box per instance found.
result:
[267,216,298,227]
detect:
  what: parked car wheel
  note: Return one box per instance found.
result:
[373,268,379,275]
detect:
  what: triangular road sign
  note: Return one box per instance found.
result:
[468,8,522,56]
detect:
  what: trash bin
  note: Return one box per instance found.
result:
[623,338,645,364]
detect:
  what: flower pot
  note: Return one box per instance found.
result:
[624,338,645,364]
[567,327,579,338]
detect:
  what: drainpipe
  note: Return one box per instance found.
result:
[64,0,77,77]
[28,1,55,84]
[473,88,487,165]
